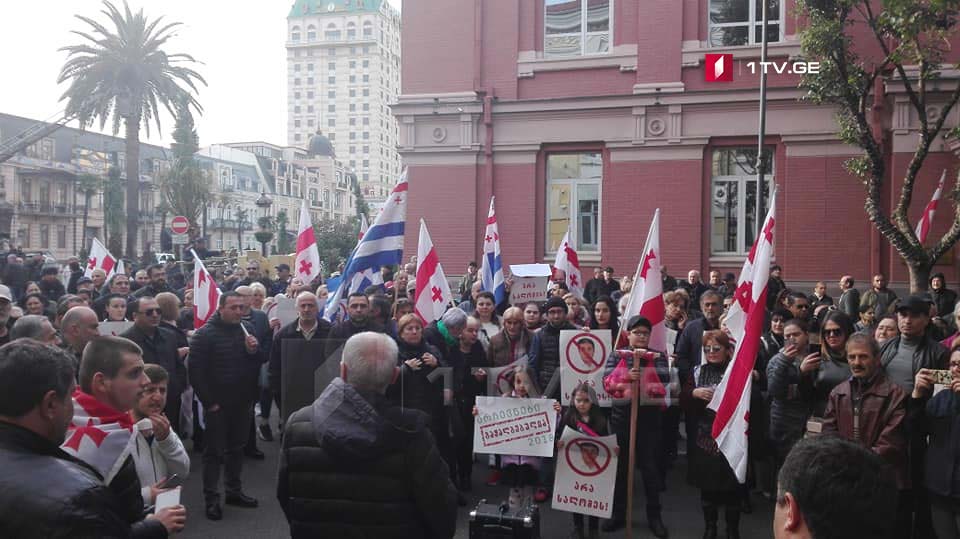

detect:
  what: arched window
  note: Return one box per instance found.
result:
[346,21,356,39]
[307,24,316,41]
[291,25,301,41]
[325,23,341,41]
[309,188,318,201]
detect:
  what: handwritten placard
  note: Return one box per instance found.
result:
[552,426,617,518]
[473,396,558,457]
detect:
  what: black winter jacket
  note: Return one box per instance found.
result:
[388,338,445,421]
[766,352,811,446]
[121,325,187,400]
[269,317,332,396]
[188,313,263,407]
[324,318,386,359]
[0,421,166,539]
[531,321,576,398]
[277,378,458,539]
[923,389,960,499]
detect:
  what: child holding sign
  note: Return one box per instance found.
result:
[557,382,616,539]
[473,366,562,507]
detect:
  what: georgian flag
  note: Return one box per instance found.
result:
[479,196,506,305]
[915,170,946,244]
[358,213,369,241]
[414,219,453,324]
[191,249,222,329]
[294,198,321,284]
[61,389,136,484]
[618,209,666,353]
[84,237,118,279]
[553,229,584,298]
[708,189,776,483]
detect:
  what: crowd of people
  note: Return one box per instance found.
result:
[0,249,954,538]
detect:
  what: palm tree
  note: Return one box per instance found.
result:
[57,0,205,257]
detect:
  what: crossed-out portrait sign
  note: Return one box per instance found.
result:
[552,426,618,518]
[560,330,612,407]
[473,396,558,458]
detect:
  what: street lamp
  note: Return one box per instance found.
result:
[254,190,275,257]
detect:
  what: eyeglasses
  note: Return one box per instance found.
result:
[140,308,161,316]
[629,330,651,337]
[823,328,844,337]
[703,345,725,353]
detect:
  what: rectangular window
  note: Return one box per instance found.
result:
[362,103,369,111]
[544,0,611,57]
[350,89,357,97]
[327,48,336,56]
[350,60,356,69]
[294,64,301,72]
[328,90,336,98]
[350,75,357,83]
[328,62,336,71]
[294,78,301,86]
[710,147,773,255]
[307,77,314,85]
[57,225,67,249]
[307,91,314,99]
[307,105,314,113]
[307,63,314,71]
[307,118,315,127]
[349,117,357,126]
[328,104,336,112]
[294,105,301,113]
[709,0,781,47]
[39,225,49,249]
[328,118,336,127]
[294,119,301,128]
[546,153,602,253]
[19,226,29,248]
[328,76,336,84]
[294,91,301,99]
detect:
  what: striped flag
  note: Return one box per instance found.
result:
[915,170,946,244]
[479,196,505,305]
[324,171,408,320]
[708,189,776,483]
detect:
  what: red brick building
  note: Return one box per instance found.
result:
[394,0,960,291]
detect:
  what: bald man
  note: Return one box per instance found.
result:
[59,306,100,371]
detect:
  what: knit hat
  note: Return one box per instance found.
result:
[544,296,568,314]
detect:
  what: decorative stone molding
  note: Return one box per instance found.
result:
[893,96,911,134]
[633,82,685,96]
[647,117,666,137]
[681,36,802,67]
[431,127,447,143]
[632,106,646,145]
[668,105,682,143]
[517,44,638,78]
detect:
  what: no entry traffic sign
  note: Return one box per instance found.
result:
[170,216,189,235]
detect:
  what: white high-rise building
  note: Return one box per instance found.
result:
[286,0,401,204]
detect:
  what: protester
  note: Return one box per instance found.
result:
[767,265,786,310]
[38,266,65,303]
[767,319,813,466]
[930,273,958,331]
[531,296,577,400]
[855,302,876,334]
[799,310,854,418]
[10,314,58,345]
[456,316,486,492]
[277,332,458,538]
[876,314,900,345]
[822,333,909,536]
[324,293,385,359]
[601,315,670,536]
[458,261,479,303]
[102,294,129,322]
[131,364,190,505]
[121,297,186,433]
[487,306,535,368]
[188,291,263,520]
[807,281,833,308]
[234,285,271,460]
[943,304,960,349]
[861,273,899,319]
[773,436,898,539]
[523,301,543,331]
[663,289,690,333]
[59,306,99,370]
[271,264,291,297]
[249,282,267,310]
[675,290,723,456]
[837,275,860,320]
[473,291,501,351]
[0,340,183,537]
[267,292,331,441]
[133,264,172,298]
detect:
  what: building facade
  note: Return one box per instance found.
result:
[395,0,960,288]
[286,0,402,204]
[0,112,167,261]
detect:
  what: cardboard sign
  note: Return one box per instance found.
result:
[267,295,298,328]
[552,426,617,518]
[473,396,558,457]
[485,359,527,396]
[560,330,613,407]
[508,264,552,305]
[99,321,133,337]
[280,339,332,423]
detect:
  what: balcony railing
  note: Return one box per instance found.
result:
[209,218,254,230]
[18,202,76,216]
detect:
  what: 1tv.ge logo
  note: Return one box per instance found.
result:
[705,53,821,82]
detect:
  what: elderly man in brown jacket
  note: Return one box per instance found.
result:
[822,332,909,537]
[486,307,535,368]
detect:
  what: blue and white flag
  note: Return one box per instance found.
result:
[324,171,408,321]
[479,196,505,305]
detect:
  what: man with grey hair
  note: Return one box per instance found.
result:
[11,314,58,345]
[59,306,100,371]
[423,307,468,363]
[278,331,458,538]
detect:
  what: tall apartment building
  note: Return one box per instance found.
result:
[286,0,402,204]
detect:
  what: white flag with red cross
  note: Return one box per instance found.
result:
[358,213,369,241]
[553,229,584,298]
[414,219,453,324]
[915,169,946,244]
[84,237,118,279]
[191,250,222,329]
[618,209,666,352]
[708,189,776,483]
[295,198,321,284]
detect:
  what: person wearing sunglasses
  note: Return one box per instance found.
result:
[682,330,742,539]
[120,296,187,434]
[804,310,856,418]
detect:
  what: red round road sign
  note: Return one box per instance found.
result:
[170,216,189,235]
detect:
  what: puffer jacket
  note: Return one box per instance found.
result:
[188,312,263,408]
[487,327,536,367]
[0,421,166,539]
[822,373,909,489]
[277,378,458,539]
[766,352,811,446]
[531,321,576,398]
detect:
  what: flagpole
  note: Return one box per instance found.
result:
[756,0,770,236]
[625,378,640,539]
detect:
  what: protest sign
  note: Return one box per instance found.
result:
[485,359,526,396]
[552,426,617,518]
[473,396,558,457]
[508,264,551,305]
[560,330,612,407]
[99,321,133,336]
[266,295,298,327]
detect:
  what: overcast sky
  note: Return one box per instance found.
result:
[0,0,402,149]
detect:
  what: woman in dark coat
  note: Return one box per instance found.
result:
[681,329,741,539]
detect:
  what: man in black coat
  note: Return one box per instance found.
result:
[531,296,577,399]
[837,275,861,320]
[188,292,264,520]
[324,292,385,359]
[268,292,331,416]
[120,297,187,433]
[0,339,181,538]
[133,264,173,299]
[277,331,458,539]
